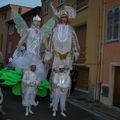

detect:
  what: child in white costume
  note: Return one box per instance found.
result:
[22,64,40,116]
[50,65,71,117]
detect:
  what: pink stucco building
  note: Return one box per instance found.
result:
[100,0,120,107]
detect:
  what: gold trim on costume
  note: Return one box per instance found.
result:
[54,51,71,60]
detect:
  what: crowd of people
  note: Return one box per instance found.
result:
[0,2,80,117]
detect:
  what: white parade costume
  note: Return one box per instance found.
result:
[9,13,46,81]
[46,3,80,117]
[50,65,71,117]
[49,24,80,69]
[22,69,39,116]
[12,28,45,80]
[46,4,80,70]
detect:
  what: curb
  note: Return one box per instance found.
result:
[68,99,117,120]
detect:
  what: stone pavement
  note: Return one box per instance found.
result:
[68,92,120,120]
[1,87,102,120]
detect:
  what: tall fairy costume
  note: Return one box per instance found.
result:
[45,3,80,70]
[9,9,55,81]
[45,3,80,117]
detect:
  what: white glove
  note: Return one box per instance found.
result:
[74,52,79,61]
[9,57,13,62]
[44,51,53,61]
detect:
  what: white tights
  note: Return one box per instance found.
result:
[25,106,34,116]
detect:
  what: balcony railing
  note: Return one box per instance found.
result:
[73,0,88,11]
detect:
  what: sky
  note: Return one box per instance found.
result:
[0,0,41,8]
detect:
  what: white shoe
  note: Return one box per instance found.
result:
[61,112,67,117]
[25,112,29,116]
[52,111,56,117]
[29,110,34,114]
[33,101,39,106]
[50,103,53,108]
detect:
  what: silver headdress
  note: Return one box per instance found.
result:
[64,5,76,19]
[59,9,68,18]
[33,15,41,21]
[50,3,76,19]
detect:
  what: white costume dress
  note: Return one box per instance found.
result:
[9,11,52,81]
[50,69,71,115]
[22,70,39,107]
[47,4,80,70]
[10,27,46,81]
[47,4,79,117]
[49,24,80,70]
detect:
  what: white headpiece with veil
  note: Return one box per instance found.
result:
[50,3,76,19]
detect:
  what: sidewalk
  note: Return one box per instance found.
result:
[68,92,120,120]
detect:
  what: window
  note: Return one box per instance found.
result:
[73,0,88,11]
[0,34,3,51]
[18,7,22,14]
[8,24,14,35]
[44,0,49,14]
[1,11,7,20]
[107,7,120,42]
[7,41,12,54]
[57,0,64,6]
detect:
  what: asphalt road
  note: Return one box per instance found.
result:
[0,87,102,120]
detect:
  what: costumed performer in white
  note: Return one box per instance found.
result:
[44,2,80,117]
[9,10,47,81]
[50,65,71,117]
[45,2,80,70]
[22,64,40,116]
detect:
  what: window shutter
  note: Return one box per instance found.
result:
[107,10,113,41]
[107,7,120,41]
[113,8,119,39]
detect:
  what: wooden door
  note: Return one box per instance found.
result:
[75,66,89,89]
[75,24,86,64]
[113,66,120,107]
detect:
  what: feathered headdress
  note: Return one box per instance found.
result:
[50,3,76,19]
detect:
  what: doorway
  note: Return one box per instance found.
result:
[113,66,120,107]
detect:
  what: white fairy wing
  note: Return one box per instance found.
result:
[40,17,55,39]
[10,9,28,64]
[12,8,28,37]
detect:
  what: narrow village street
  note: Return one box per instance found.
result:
[0,87,102,120]
[0,0,120,120]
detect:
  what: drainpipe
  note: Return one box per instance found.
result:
[95,0,101,101]
[98,0,106,101]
